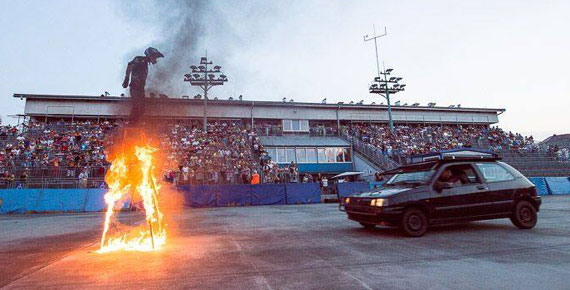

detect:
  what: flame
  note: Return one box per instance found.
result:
[98,143,166,253]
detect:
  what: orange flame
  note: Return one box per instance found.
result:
[98,144,166,253]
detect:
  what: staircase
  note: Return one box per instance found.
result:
[340,134,400,172]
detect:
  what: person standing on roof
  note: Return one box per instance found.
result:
[122,47,164,122]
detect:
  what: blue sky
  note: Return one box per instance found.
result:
[1,0,568,140]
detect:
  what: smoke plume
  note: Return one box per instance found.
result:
[117,0,211,97]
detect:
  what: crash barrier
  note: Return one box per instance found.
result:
[337,182,370,198]
[179,183,321,208]
[0,189,130,214]
[3,178,569,213]
[545,177,570,195]
[285,183,321,204]
[528,177,549,196]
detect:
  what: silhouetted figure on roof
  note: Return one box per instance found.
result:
[122,47,164,122]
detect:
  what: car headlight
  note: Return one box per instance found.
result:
[345,198,350,204]
[372,198,388,207]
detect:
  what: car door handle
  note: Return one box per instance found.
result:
[476,185,488,190]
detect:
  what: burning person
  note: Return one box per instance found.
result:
[122,47,164,122]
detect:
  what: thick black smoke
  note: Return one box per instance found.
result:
[117,0,211,97]
[116,0,284,100]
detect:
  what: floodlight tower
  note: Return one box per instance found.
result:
[364,26,405,136]
[368,69,406,135]
[184,54,228,132]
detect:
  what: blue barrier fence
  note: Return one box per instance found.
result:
[180,183,319,207]
[337,182,370,198]
[528,177,549,196]
[0,189,129,214]
[2,177,570,213]
[545,177,570,195]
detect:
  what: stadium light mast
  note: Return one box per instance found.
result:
[364,26,405,136]
[184,54,228,132]
[369,69,405,135]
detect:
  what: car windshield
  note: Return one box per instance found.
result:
[386,170,435,186]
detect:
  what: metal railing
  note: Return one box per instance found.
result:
[0,177,106,189]
[341,133,400,171]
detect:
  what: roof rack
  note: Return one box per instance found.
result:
[408,148,500,164]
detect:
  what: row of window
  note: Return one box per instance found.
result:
[282,119,309,132]
[266,147,352,164]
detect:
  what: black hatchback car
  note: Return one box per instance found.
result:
[340,150,541,237]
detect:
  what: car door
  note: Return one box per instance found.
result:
[473,162,517,215]
[429,164,487,221]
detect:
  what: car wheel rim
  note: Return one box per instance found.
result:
[408,215,422,231]
[520,207,532,223]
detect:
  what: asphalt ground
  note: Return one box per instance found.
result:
[1,196,570,289]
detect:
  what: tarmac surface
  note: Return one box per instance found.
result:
[1,196,570,289]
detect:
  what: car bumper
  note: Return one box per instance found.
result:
[533,196,542,211]
[343,205,403,226]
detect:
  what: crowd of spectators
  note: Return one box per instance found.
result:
[2,118,568,189]
[345,123,539,157]
[160,120,263,185]
[1,120,116,187]
[260,160,300,183]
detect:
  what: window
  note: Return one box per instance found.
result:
[317,148,326,163]
[277,148,286,163]
[282,119,309,132]
[438,164,480,185]
[307,148,317,163]
[291,120,300,131]
[300,120,309,131]
[336,148,344,162]
[296,148,307,163]
[286,148,296,163]
[388,170,435,185]
[325,148,336,163]
[267,148,277,162]
[475,163,515,183]
[343,148,352,162]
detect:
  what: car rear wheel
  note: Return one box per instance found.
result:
[401,208,428,237]
[359,222,376,229]
[510,200,537,229]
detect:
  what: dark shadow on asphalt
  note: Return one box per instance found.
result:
[344,221,515,238]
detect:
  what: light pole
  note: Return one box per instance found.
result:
[184,55,228,132]
[369,69,405,135]
[364,26,405,136]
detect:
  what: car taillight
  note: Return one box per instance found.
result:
[530,187,537,197]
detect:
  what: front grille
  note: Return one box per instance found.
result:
[346,205,376,214]
[348,213,377,223]
[355,199,372,206]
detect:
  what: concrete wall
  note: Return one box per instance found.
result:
[353,152,381,182]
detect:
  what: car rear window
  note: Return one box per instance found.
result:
[474,163,515,183]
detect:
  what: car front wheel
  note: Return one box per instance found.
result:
[510,200,537,229]
[401,208,428,237]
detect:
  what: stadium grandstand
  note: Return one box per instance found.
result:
[2,93,569,191]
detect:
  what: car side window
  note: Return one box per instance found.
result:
[474,163,515,183]
[436,164,480,187]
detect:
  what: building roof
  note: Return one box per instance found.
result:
[541,134,570,144]
[13,93,505,114]
[260,136,350,147]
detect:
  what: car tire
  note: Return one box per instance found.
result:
[401,208,428,237]
[511,200,537,229]
[359,222,376,229]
